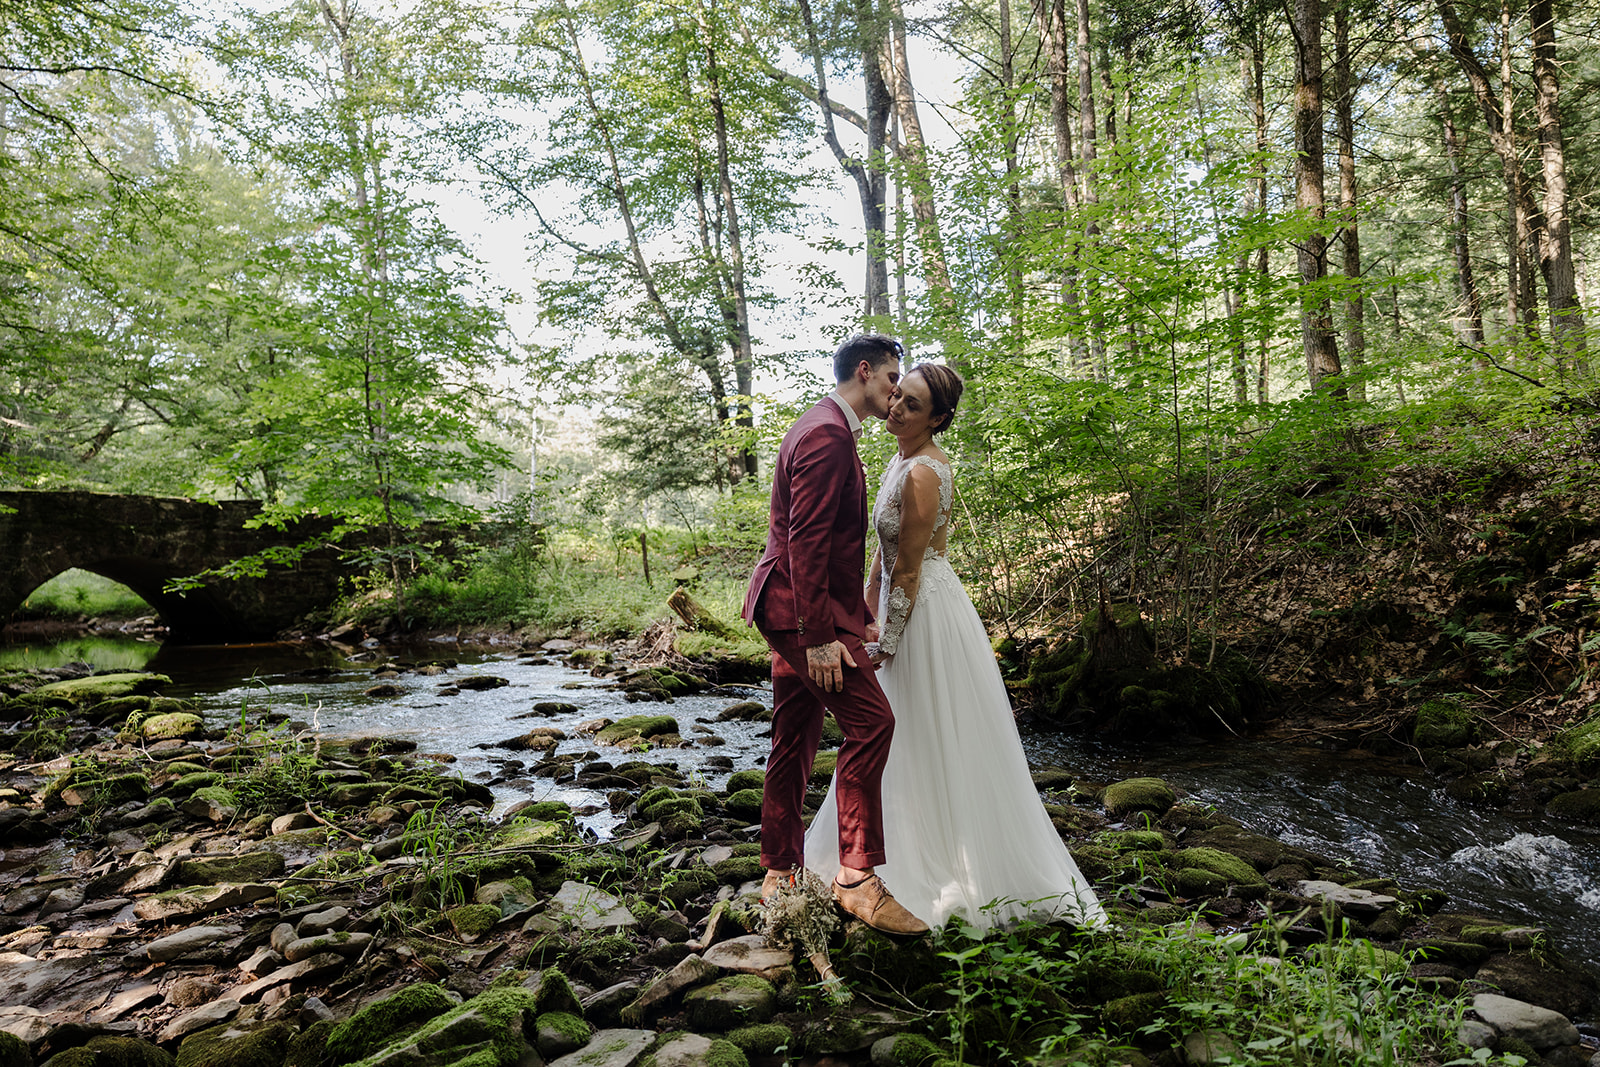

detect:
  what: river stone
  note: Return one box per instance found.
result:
[270,812,317,834]
[1294,880,1398,914]
[545,882,638,931]
[493,731,560,753]
[89,983,161,1025]
[1472,953,1599,1020]
[1457,1018,1497,1050]
[2,884,49,914]
[141,712,203,740]
[238,947,282,977]
[174,1020,292,1067]
[547,1028,656,1067]
[269,922,298,955]
[132,883,276,922]
[797,1009,910,1056]
[1471,993,1579,1050]
[702,935,796,979]
[284,932,371,962]
[0,950,102,1007]
[475,880,540,919]
[297,905,350,937]
[456,675,511,690]
[31,672,171,705]
[181,787,238,822]
[146,925,238,964]
[0,1006,50,1045]
[534,1012,591,1058]
[176,851,286,885]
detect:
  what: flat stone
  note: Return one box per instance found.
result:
[36,886,84,919]
[1471,993,1579,1051]
[239,947,283,977]
[283,932,371,962]
[701,934,794,978]
[1456,1019,1496,1050]
[546,882,638,931]
[546,1028,656,1067]
[231,952,345,1002]
[1293,880,1398,915]
[131,883,276,922]
[2,885,50,914]
[166,975,224,1008]
[1184,1029,1243,1065]
[628,954,719,1018]
[121,862,173,894]
[271,812,318,834]
[647,1033,724,1067]
[146,925,238,964]
[270,922,298,955]
[0,950,98,1005]
[89,983,161,1025]
[698,845,734,866]
[157,998,241,1043]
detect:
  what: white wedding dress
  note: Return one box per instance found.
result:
[803,454,1108,932]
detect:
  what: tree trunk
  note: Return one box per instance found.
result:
[1036,0,1086,373]
[1248,45,1271,404]
[668,587,740,639]
[1440,0,1544,345]
[1075,0,1105,379]
[796,0,890,322]
[1292,0,1344,397]
[998,0,1025,332]
[1442,100,1487,348]
[1500,0,1536,338]
[883,0,962,358]
[1333,3,1365,402]
[1528,0,1588,371]
[698,0,757,477]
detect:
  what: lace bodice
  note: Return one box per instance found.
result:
[874,454,952,579]
[871,454,952,655]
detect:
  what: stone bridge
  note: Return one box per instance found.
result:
[1,491,371,641]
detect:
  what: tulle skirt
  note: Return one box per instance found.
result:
[803,557,1107,932]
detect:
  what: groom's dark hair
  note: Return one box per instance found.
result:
[833,333,903,383]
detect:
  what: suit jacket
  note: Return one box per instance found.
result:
[742,398,872,647]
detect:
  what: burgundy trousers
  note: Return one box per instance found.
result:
[758,631,895,871]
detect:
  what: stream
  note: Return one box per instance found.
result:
[5,633,1598,972]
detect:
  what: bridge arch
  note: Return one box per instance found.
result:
[1,491,354,641]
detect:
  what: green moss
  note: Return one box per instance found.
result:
[723,788,764,822]
[1102,830,1169,852]
[32,672,172,704]
[534,1011,590,1045]
[448,904,503,938]
[724,769,765,793]
[810,751,837,784]
[173,771,225,792]
[658,868,719,906]
[1553,713,1600,770]
[283,1020,335,1067]
[1413,697,1478,748]
[175,1023,292,1067]
[596,715,679,745]
[724,1023,792,1057]
[189,785,239,809]
[876,1033,943,1067]
[142,712,204,740]
[325,983,458,1063]
[1099,992,1166,1034]
[0,1031,26,1066]
[176,851,286,885]
[711,856,764,884]
[641,796,702,823]
[518,801,572,821]
[351,986,543,1067]
[43,1036,174,1067]
[1174,847,1265,886]
[1102,777,1177,818]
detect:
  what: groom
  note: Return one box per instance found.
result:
[742,334,928,936]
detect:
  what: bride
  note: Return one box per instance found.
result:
[803,364,1108,932]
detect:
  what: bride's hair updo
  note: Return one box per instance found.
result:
[910,364,964,435]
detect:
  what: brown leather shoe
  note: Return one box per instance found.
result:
[760,868,796,902]
[832,875,929,936]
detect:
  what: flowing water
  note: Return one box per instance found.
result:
[7,633,1599,972]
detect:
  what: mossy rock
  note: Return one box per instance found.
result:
[818,715,844,748]
[1099,992,1167,1034]
[712,857,765,885]
[533,1011,591,1057]
[658,868,719,907]
[596,715,679,745]
[139,713,204,741]
[526,967,583,1016]
[723,788,764,822]
[283,1019,334,1067]
[175,1022,292,1067]
[725,1023,793,1057]
[810,751,837,785]
[1545,788,1600,824]
[85,694,151,724]
[684,974,778,1031]
[351,986,544,1066]
[172,771,225,793]
[1412,696,1478,748]
[42,1035,173,1066]
[176,851,286,885]
[1552,713,1600,770]
[1102,777,1176,818]
[324,982,458,1063]
[641,795,703,824]
[1173,847,1265,887]
[724,769,766,793]
[518,801,573,822]
[186,785,239,813]
[1444,772,1510,807]
[31,672,172,705]
[870,1033,943,1067]
[447,903,503,939]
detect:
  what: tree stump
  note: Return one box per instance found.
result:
[667,588,740,640]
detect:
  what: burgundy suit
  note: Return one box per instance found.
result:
[743,396,894,871]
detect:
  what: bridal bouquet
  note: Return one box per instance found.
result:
[757,869,851,1004]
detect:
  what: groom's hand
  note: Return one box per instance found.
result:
[806,640,858,693]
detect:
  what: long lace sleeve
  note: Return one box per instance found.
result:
[877,583,912,655]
